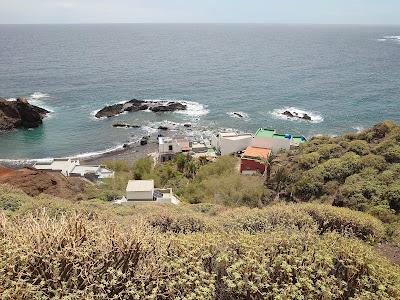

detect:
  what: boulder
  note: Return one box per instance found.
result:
[112,122,140,128]
[233,112,244,118]
[0,97,50,131]
[95,103,124,118]
[94,99,187,118]
[158,126,169,131]
[281,110,313,122]
[283,110,294,118]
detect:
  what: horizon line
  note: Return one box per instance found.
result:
[1,22,400,26]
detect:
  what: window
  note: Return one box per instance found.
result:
[169,145,173,151]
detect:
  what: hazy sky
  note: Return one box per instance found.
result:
[0,0,399,25]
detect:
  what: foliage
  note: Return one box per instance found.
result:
[0,209,398,299]
[272,121,400,224]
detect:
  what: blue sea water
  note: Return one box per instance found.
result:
[0,24,399,159]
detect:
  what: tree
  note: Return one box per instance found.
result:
[263,153,277,183]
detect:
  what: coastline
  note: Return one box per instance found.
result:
[82,141,158,165]
[0,138,159,169]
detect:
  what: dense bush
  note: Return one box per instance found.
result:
[0,211,398,299]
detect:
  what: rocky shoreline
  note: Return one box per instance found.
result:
[95,99,187,118]
[0,97,50,131]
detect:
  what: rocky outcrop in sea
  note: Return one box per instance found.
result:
[282,110,312,121]
[95,99,187,118]
[0,97,50,131]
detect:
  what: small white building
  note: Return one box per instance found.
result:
[251,129,292,153]
[124,179,179,204]
[126,180,155,201]
[211,132,253,156]
[33,158,79,176]
[33,158,114,179]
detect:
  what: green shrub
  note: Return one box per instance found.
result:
[298,151,320,169]
[349,140,370,156]
[0,184,31,212]
[0,212,397,299]
[132,156,153,179]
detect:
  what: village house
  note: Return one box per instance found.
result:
[240,146,272,175]
[33,158,114,180]
[118,179,179,204]
[251,128,292,153]
[211,132,253,155]
[158,137,190,162]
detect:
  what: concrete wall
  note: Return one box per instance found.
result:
[251,137,290,153]
[159,140,181,154]
[126,190,153,201]
[220,136,252,156]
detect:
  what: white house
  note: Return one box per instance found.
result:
[211,132,253,156]
[251,129,292,153]
[33,158,79,176]
[124,179,179,204]
[126,180,155,201]
[33,158,114,179]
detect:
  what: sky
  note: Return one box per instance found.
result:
[0,0,399,25]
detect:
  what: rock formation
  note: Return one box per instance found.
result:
[282,110,312,121]
[0,97,50,131]
[95,99,187,118]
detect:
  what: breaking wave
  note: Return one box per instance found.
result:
[28,92,54,113]
[270,107,324,124]
[379,36,400,43]
[148,99,209,117]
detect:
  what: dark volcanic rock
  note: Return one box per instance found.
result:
[282,110,313,122]
[283,110,294,118]
[0,97,50,131]
[233,112,244,118]
[95,99,187,118]
[112,122,140,128]
[95,103,124,118]
[158,126,169,131]
[150,102,187,112]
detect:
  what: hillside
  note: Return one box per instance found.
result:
[1,184,400,299]
[1,121,400,299]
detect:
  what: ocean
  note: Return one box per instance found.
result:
[0,24,399,160]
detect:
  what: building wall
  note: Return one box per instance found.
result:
[159,140,181,154]
[126,190,153,201]
[220,136,252,156]
[251,137,290,153]
[240,158,266,174]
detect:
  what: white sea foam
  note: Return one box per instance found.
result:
[381,35,400,43]
[27,92,54,113]
[30,92,50,100]
[353,126,364,133]
[384,35,400,40]
[227,111,249,120]
[142,99,209,117]
[377,38,387,42]
[270,107,324,124]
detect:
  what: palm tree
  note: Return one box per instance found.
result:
[272,167,290,200]
[263,153,277,183]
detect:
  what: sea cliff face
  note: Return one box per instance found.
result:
[0,98,50,131]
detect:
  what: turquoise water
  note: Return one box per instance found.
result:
[0,24,399,159]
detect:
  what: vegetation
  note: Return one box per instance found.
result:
[1,184,400,299]
[1,120,400,298]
